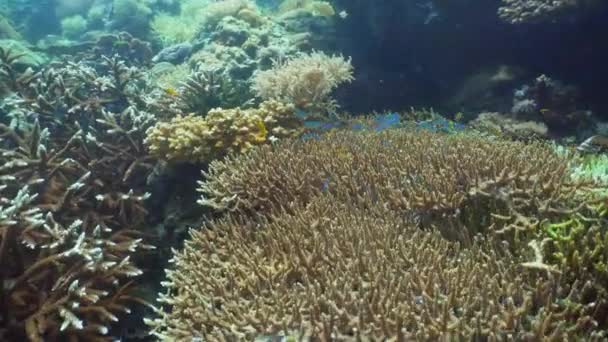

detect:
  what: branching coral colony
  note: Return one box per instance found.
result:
[146,130,608,340]
[498,0,581,24]
[0,50,157,340]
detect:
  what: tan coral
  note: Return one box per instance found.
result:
[198,129,592,243]
[0,55,157,341]
[144,100,303,163]
[146,195,600,340]
[251,51,354,113]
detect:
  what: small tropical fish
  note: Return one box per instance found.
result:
[254,119,268,142]
[321,177,331,192]
[339,10,349,19]
[164,87,178,96]
[577,135,608,153]
[373,113,401,131]
[539,108,550,114]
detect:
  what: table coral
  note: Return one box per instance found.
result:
[145,129,608,340]
[147,194,605,340]
[198,129,590,241]
[144,100,303,163]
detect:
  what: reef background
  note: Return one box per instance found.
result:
[2,0,608,341]
[332,0,608,116]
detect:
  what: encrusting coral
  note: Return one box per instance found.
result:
[144,100,303,163]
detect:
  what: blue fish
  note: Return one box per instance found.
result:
[373,113,401,131]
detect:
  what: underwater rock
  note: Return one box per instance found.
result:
[577,135,608,153]
[511,74,594,136]
[55,0,95,18]
[0,14,21,40]
[445,64,526,113]
[93,31,153,65]
[0,39,49,69]
[471,111,549,141]
[152,42,193,63]
[35,34,96,56]
[210,17,251,47]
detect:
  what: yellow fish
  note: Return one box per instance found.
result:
[254,119,267,142]
[164,87,178,96]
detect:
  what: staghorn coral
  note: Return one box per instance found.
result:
[144,100,302,163]
[198,129,597,244]
[143,129,608,340]
[571,153,608,185]
[498,0,579,24]
[0,52,159,341]
[146,194,605,340]
[251,51,354,114]
[0,45,37,97]
[539,209,608,327]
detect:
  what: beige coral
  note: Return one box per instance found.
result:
[146,194,600,340]
[251,51,354,113]
[144,100,303,163]
[148,129,608,340]
[498,0,579,24]
[198,129,591,243]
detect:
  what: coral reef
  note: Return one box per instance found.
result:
[499,0,580,24]
[148,195,580,340]
[151,0,264,45]
[110,0,153,36]
[151,0,339,110]
[91,32,153,66]
[0,50,159,340]
[511,74,594,136]
[150,129,608,340]
[251,51,354,113]
[144,100,302,163]
[60,15,88,39]
[470,112,549,141]
[197,130,594,242]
